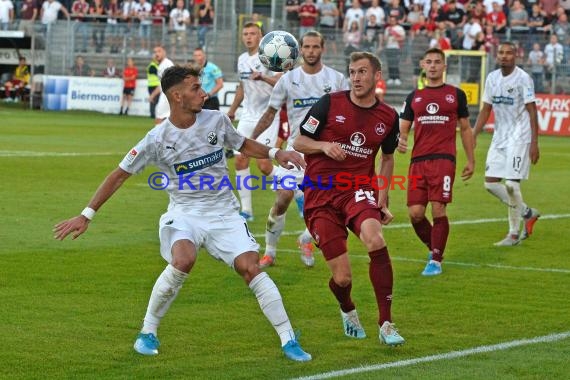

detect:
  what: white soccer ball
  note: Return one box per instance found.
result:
[258,31,300,72]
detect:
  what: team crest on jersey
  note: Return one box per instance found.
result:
[207,132,218,145]
[375,123,386,135]
[445,94,455,103]
[426,103,439,114]
[350,132,366,147]
[302,116,320,133]
[323,84,332,93]
[126,148,138,163]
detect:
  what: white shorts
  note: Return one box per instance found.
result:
[236,117,279,148]
[155,92,170,120]
[485,143,531,180]
[158,211,259,268]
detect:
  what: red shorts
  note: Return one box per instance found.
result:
[407,158,456,206]
[278,106,289,141]
[304,188,382,261]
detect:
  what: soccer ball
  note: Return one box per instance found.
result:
[258,31,300,72]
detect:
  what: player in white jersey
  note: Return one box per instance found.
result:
[251,31,349,268]
[473,41,541,246]
[227,22,282,221]
[53,65,312,362]
[148,45,175,124]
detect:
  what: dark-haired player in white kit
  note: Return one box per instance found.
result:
[251,31,349,268]
[54,65,311,362]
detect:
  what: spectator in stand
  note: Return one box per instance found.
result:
[151,0,167,40]
[427,0,444,27]
[136,0,152,55]
[105,0,120,53]
[197,0,214,48]
[89,0,106,53]
[168,0,190,58]
[3,56,29,102]
[285,0,301,37]
[363,13,384,52]
[71,0,90,53]
[0,0,13,31]
[375,76,387,101]
[411,13,437,38]
[527,42,545,93]
[298,0,318,37]
[366,0,386,27]
[384,0,407,24]
[528,3,547,35]
[429,25,452,50]
[18,0,38,36]
[41,0,69,31]
[468,1,487,23]
[384,15,405,86]
[483,23,500,55]
[440,0,467,48]
[69,55,95,76]
[343,0,365,32]
[102,58,120,77]
[483,0,504,14]
[551,11,570,43]
[544,34,564,86]
[406,3,423,26]
[343,19,362,56]
[540,0,559,24]
[509,0,530,36]
[318,0,339,55]
[119,57,138,115]
[486,1,507,33]
[462,16,482,50]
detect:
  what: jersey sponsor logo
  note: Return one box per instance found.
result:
[375,123,386,135]
[173,148,224,174]
[349,132,366,147]
[491,96,514,105]
[426,103,439,114]
[301,116,319,133]
[207,132,218,145]
[293,97,320,108]
[335,115,346,123]
[414,97,422,102]
[126,148,138,163]
[445,94,455,103]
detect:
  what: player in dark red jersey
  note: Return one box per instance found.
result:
[398,48,475,276]
[293,51,405,346]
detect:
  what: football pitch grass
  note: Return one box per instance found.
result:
[1,106,569,379]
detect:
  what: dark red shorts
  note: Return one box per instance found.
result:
[304,188,382,261]
[407,158,456,206]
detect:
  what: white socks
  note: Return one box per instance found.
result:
[249,272,295,346]
[236,168,252,214]
[141,264,188,336]
[485,182,511,206]
[505,180,525,236]
[265,208,286,257]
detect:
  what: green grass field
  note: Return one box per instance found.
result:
[1,105,569,379]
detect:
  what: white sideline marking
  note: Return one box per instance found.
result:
[0,150,123,157]
[273,249,570,274]
[291,331,570,380]
[258,213,570,238]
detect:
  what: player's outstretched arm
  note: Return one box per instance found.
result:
[251,106,278,140]
[525,102,540,164]
[377,153,395,225]
[239,138,306,170]
[472,102,493,146]
[398,119,412,153]
[53,167,132,241]
[458,117,475,181]
[293,135,346,161]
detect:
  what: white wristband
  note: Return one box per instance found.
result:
[81,207,96,221]
[268,148,279,160]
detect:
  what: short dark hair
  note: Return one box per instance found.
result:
[423,48,445,61]
[300,30,324,47]
[499,41,517,51]
[349,51,382,72]
[161,64,202,94]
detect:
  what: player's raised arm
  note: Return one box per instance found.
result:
[251,106,278,140]
[53,167,132,241]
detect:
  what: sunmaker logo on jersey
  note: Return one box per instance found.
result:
[492,96,515,105]
[173,149,224,175]
[293,98,320,108]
